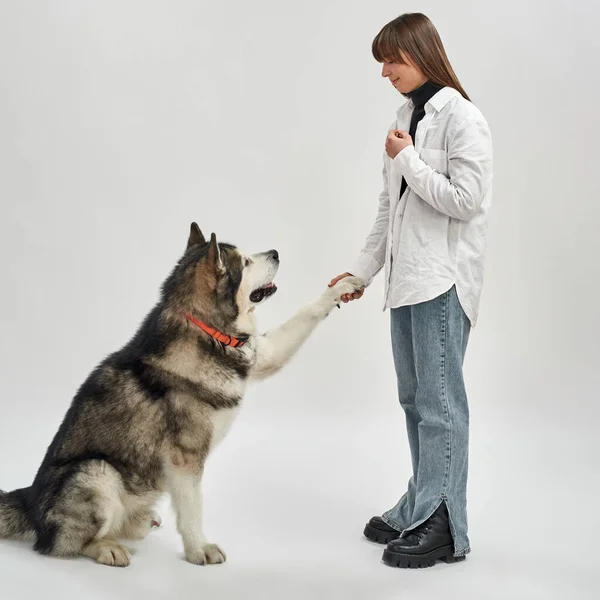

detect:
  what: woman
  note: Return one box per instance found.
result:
[330,13,492,568]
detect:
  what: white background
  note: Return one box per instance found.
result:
[1,1,599,598]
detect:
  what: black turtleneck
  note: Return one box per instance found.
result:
[399,81,443,199]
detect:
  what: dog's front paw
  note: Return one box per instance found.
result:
[185,543,226,566]
[313,276,365,318]
[203,543,227,564]
[329,276,365,304]
[185,547,207,565]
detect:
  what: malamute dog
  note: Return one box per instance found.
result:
[0,223,364,567]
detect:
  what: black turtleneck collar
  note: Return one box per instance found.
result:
[406,80,443,108]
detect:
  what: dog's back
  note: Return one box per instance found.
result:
[1,303,246,563]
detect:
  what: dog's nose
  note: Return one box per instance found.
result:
[270,250,279,261]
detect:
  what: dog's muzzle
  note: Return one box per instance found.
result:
[250,282,277,303]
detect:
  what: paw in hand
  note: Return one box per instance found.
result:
[330,276,365,305]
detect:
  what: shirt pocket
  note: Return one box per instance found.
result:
[419,148,448,176]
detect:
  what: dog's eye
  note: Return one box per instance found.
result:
[245,258,251,267]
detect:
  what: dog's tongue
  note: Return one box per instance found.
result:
[250,282,277,303]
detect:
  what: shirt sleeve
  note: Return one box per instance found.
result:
[393,116,493,221]
[349,154,390,286]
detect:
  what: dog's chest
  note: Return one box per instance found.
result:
[163,343,249,403]
[209,407,240,450]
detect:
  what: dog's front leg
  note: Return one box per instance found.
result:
[166,463,226,565]
[250,276,364,380]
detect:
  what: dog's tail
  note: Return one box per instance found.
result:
[0,487,35,541]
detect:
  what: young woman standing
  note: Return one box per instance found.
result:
[329,13,493,568]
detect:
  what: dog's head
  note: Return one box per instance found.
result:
[166,222,279,335]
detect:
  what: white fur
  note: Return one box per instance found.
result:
[233,250,280,335]
[166,273,363,567]
[250,277,364,379]
[209,407,239,451]
[165,464,226,565]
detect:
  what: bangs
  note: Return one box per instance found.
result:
[372,24,407,64]
[371,13,472,101]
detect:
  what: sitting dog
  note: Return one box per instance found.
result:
[0,223,364,567]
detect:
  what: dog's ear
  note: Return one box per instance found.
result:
[207,232,224,274]
[187,222,206,250]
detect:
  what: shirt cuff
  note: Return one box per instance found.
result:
[393,145,418,173]
[349,253,383,287]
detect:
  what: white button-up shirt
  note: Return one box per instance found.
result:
[351,87,493,326]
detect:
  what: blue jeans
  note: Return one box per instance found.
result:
[382,285,471,556]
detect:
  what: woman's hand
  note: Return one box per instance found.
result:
[328,272,365,303]
[385,130,413,159]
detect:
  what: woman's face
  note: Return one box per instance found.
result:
[381,52,427,94]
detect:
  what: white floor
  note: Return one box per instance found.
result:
[0,409,597,600]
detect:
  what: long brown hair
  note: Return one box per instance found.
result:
[372,13,470,102]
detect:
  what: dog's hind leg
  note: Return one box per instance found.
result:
[34,461,132,567]
[119,505,162,540]
[81,538,131,567]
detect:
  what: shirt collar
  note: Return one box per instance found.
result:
[397,86,461,115]
[427,86,461,112]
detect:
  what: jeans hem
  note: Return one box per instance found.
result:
[397,499,444,537]
[380,513,405,533]
[385,499,470,557]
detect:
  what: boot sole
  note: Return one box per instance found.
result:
[363,522,401,545]
[382,544,466,569]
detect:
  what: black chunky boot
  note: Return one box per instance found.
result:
[363,516,402,544]
[382,503,466,568]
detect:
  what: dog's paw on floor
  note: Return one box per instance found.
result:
[185,543,227,565]
[84,540,132,567]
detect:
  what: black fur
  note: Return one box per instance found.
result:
[0,488,32,540]
[1,228,254,556]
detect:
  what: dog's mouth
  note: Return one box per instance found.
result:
[249,282,277,303]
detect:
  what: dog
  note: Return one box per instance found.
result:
[0,223,364,567]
